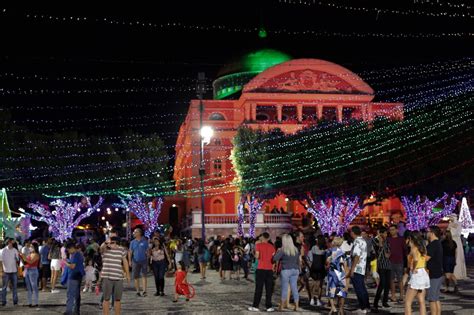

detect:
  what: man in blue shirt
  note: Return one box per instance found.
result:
[39,239,51,292]
[64,243,85,315]
[128,228,149,297]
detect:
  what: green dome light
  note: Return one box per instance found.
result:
[243,49,291,73]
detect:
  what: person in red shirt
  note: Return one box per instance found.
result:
[248,232,276,312]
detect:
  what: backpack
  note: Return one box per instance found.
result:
[203,248,211,263]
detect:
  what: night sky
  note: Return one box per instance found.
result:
[0,2,471,185]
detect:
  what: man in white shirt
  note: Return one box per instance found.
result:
[1,238,19,306]
[350,226,370,314]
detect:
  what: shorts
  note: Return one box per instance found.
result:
[443,256,455,273]
[408,268,430,290]
[41,264,51,278]
[132,260,148,279]
[427,277,443,302]
[50,259,61,271]
[102,278,123,301]
[391,263,403,281]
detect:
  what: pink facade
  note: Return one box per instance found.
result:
[173,59,403,223]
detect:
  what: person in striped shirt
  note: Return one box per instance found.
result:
[100,237,130,315]
[372,227,392,311]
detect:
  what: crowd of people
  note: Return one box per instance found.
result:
[0,215,471,314]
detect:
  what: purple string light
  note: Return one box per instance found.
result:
[248,195,264,238]
[237,199,245,237]
[121,195,163,238]
[307,197,362,236]
[26,196,104,242]
[402,193,457,231]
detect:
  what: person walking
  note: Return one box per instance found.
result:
[100,236,131,315]
[349,226,370,314]
[405,232,430,315]
[248,232,276,312]
[326,237,349,315]
[39,239,51,292]
[150,238,171,296]
[308,235,327,307]
[372,227,392,311]
[388,225,406,303]
[20,242,40,308]
[426,226,444,315]
[128,228,149,297]
[49,240,62,293]
[64,242,85,315]
[442,230,458,293]
[1,238,19,306]
[273,234,300,311]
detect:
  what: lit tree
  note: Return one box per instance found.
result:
[247,195,264,238]
[307,196,363,236]
[236,198,245,237]
[459,197,474,236]
[401,193,458,231]
[119,195,163,238]
[24,197,104,242]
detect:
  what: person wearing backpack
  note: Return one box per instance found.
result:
[197,240,210,280]
[308,235,327,307]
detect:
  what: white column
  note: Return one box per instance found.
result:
[276,105,283,122]
[251,103,257,121]
[337,105,343,122]
[297,104,303,123]
[317,105,323,120]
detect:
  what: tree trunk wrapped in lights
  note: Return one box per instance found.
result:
[118,195,163,238]
[25,196,104,242]
[307,196,363,236]
[237,198,245,237]
[247,195,264,238]
[401,193,458,231]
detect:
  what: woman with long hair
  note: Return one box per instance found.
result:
[442,230,458,292]
[150,238,171,296]
[308,235,327,307]
[48,240,62,293]
[20,242,40,307]
[273,234,301,311]
[197,239,209,280]
[405,233,430,315]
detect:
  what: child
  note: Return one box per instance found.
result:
[174,261,190,302]
[83,259,96,292]
[232,247,241,280]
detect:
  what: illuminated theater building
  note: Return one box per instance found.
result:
[173,50,404,237]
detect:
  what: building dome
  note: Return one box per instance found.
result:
[213,49,291,100]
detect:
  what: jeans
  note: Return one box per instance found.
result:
[252,269,273,309]
[25,268,39,305]
[241,255,250,278]
[152,260,167,293]
[280,268,299,302]
[1,272,18,305]
[351,273,370,310]
[66,278,82,315]
[374,269,391,307]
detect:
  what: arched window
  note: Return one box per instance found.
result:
[209,112,226,121]
[211,198,225,213]
[256,113,270,121]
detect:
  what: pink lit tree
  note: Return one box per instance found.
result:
[401,193,458,231]
[307,196,363,236]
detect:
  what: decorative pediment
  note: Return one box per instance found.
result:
[243,59,374,95]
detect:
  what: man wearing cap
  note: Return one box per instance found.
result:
[101,236,130,315]
[128,228,149,297]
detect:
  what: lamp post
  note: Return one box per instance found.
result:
[197,72,213,241]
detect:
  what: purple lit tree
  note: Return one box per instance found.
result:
[237,198,245,237]
[119,195,163,238]
[401,193,458,231]
[25,197,104,242]
[247,195,264,238]
[307,196,363,236]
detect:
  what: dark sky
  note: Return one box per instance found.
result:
[0,2,471,146]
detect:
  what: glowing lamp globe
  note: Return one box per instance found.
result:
[200,126,214,144]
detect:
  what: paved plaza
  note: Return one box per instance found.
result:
[1,261,474,315]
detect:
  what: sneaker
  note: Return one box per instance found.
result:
[82,288,87,293]
[310,298,315,306]
[98,302,103,310]
[382,303,391,308]
[136,292,141,297]
[154,292,160,296]
[316,299,323,307]
[51,289,60,293]
[266,307,275,312]
[354,309,367,314]
[142,291,147,297]
[248,307,259,312]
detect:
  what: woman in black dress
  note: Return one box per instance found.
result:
[220,238,233,280]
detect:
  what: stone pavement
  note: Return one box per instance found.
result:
[1,262,474,315]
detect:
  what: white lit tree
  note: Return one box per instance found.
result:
[459,197,474,237]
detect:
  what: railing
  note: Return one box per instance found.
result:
[181,211,293,230]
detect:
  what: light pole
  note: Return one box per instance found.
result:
[197,72,213,241]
